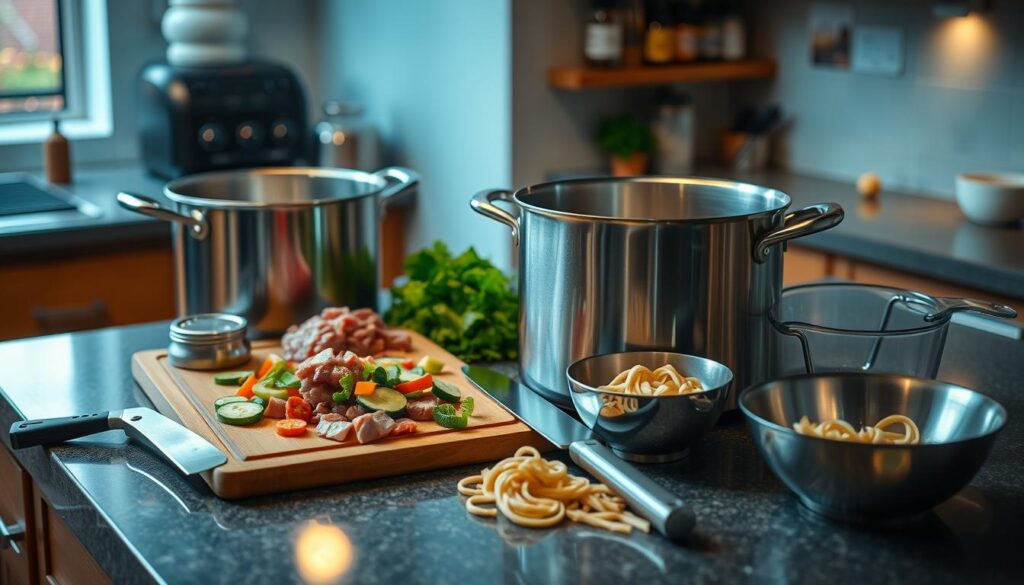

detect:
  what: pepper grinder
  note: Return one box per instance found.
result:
[44,119,72,184]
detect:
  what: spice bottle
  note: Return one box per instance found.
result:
[584,0,624,67]
[43,119,72,184]
[721,5,746,61]
[698,3,723,61]
[673,1,699,63]
[643,0,675,65]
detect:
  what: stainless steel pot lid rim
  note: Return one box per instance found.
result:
[512,175,792,223]
[170,313,248,342]
[163,167,389,209]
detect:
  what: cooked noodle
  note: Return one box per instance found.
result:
[597,364,704,417]
[792,414,921,445]
[457,446,651,535]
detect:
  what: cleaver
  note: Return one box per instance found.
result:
[463,365,695,540]
[8,407,226,475]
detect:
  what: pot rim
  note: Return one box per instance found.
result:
[512,175,793,224]
[164,167,389,210]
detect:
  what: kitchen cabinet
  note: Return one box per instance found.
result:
[0,244,175,341]
[783,245,1024,319]
[33,494,111,585]
[0,447,34,585]
[0,444,111,585]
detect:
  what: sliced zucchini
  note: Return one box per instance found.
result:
[216,401,265,426]
[356,387,408,418]
[214,371,255,386]
[432,379,462,403]
[250,396,268,411]
[214,395,249,409]
[252,379,290,401]
[398,369,422,384]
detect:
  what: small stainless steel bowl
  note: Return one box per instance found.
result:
[566,351,734,463]
[740,373,1007,524]
[168,313,251,370]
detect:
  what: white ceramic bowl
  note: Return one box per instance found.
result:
[955,173,1024,225]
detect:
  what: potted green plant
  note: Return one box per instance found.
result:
[598,115,655,176]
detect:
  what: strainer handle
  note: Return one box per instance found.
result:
[926,298,1018,322]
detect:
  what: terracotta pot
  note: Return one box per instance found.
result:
[610,153,649,176]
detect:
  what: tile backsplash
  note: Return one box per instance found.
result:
[751,0,1024,199]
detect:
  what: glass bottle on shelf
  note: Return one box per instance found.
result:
[674,1,699,63]
[698,1,724,61]
[643,0,675,65]
[721,1,746,61]
[584,0,624,67]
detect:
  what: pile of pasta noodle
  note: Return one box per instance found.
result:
[598,364,703,396]
[457,446,650,535]
[792,414,920,445]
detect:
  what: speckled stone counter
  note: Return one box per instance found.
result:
[1,321,1023,584]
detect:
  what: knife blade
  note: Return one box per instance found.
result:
[9,407,226,476]
[462,365,695,540]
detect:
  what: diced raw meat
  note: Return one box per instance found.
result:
[390,418,417,436]
[264,397,287,419]
[320,413,345,423]
[406,395,439,421]
[281,307,412,361]
[294,349,334,378]
[344,405,366,420]
[352,411,397,444]
[316,418,352,442]
[300,383,334,407]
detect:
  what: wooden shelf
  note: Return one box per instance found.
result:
[547,59,777,90]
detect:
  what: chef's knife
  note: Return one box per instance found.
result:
[8,407,226,475]
[462,365,695,540]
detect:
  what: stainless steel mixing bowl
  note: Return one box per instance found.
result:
[566,351,734,463]
[740,373,1006,524]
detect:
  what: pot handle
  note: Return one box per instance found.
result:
[116,192,208,240]
[924,297,1017,322]
[753,202,844,262]
[374,166,420,209]
[471,189,520,246]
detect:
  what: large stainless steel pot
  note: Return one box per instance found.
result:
[471,176,843,408]
[118,166,417,335]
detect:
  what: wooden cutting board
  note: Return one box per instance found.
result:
[131,331,546,499]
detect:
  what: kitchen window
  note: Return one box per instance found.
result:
[0,0,111,144]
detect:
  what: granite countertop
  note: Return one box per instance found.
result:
[0,164,170,260]
[1,321,1023,584]
[722,169,1024,300]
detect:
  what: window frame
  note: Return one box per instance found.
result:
[0,0,111,145]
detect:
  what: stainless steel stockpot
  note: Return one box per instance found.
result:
[471,176,843,408]
[118,166,417,335]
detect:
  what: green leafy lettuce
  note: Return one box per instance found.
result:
[385,241,517,362]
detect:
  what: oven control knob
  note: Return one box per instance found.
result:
[236,121,264,150]
[197,123,227,152]
[270,118,296,146]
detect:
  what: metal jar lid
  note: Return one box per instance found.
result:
[168,313,251,370]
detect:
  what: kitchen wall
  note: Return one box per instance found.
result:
[749,0,1024,199]
[511,0,734,186]
[0,0,321,173]
[318,0,514,270]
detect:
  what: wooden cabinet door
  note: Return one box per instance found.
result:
[0,447,34,585]
[33,494,111,585]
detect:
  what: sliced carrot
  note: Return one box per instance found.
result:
[236,374,257,398]
[257,354,283,378]
[354,381,377,396]
[275,419,307,437]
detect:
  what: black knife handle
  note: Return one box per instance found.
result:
[8,412,111,449]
